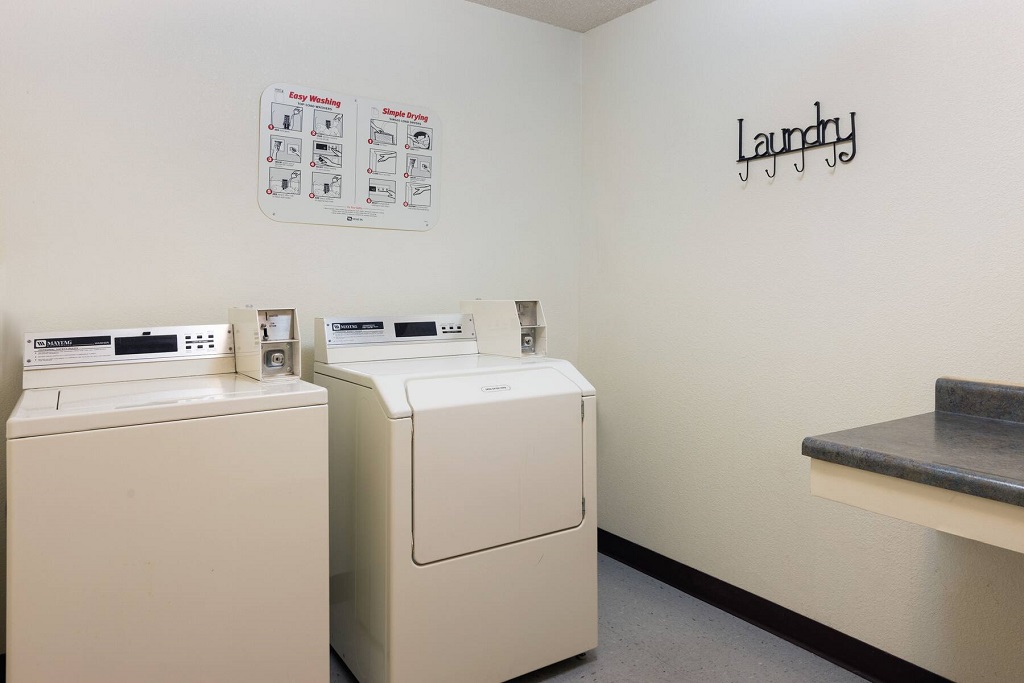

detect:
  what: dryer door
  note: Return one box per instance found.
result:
[408,367,583,564]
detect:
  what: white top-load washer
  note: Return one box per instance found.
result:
[313,312,597,683]
[6,323,328,683]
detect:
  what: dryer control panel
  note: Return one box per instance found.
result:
[24,325,234,369]
[319,314,476,347]
[315,314,478,364]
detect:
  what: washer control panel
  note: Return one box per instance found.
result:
[25,325,233,369]
[320,314,475,347]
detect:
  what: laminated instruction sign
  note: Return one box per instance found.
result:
[258,83,439,231]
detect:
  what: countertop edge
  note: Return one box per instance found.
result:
[802,429,1024,508]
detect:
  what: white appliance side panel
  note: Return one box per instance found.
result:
[316,373,397,683]
[6,406,328,683]
[408,368,583,564]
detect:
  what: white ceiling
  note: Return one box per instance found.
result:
[466,0,655,33]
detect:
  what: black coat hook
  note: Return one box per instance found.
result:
[838,113,857,163]
[825,142,837,168]
[739,158,750,182]
[794,146,805,173]
[765,154,776,178]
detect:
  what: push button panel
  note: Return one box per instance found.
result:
[184,333,220,352]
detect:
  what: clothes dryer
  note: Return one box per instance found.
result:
[313,313,597,683]
[6,323,328,682]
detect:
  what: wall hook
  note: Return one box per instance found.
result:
[765,154,776,178]
[794,146,805,173]
[838,113,857,163]
[739,158,750,182]
[825,142,837,168]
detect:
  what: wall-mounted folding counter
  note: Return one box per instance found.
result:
[803,378,1024,554]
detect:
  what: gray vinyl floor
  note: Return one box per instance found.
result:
[330,554,865,683]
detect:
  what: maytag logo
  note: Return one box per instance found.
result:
[333,322,383,331]
[481,384,511,393]
[34,335,111,349]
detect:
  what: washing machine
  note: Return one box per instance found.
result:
[6,323,329,682]
[313,313,597,683]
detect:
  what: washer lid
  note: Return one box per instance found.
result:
[7,374,327,439]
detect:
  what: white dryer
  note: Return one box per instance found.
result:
[6,323,329,682]
[313,313,597,683]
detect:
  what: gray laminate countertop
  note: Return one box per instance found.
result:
[802,378,1024,507]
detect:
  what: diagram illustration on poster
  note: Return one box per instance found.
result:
[312,141,343,169]
[269,169,301,195]
[312,173,342,198]
[406,155,431,178]
[370,149,398,175]
[406,183,431,208]
[258,83,440,231]
[314,111,343,137]
[370,119,397,145]
[369,179,397,204]
[407,125,432,150]
[269,136,301,163]
[271,103,304,132]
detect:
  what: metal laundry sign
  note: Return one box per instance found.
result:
[737,101,856,181]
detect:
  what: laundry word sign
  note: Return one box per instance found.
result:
[737,102,856,181]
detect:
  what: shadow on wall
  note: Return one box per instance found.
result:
[930,533,1024,677]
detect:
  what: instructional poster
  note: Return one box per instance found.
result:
[258,83,439,231]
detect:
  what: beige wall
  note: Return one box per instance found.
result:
[581,1,1024,680]
[0,0,583,651]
